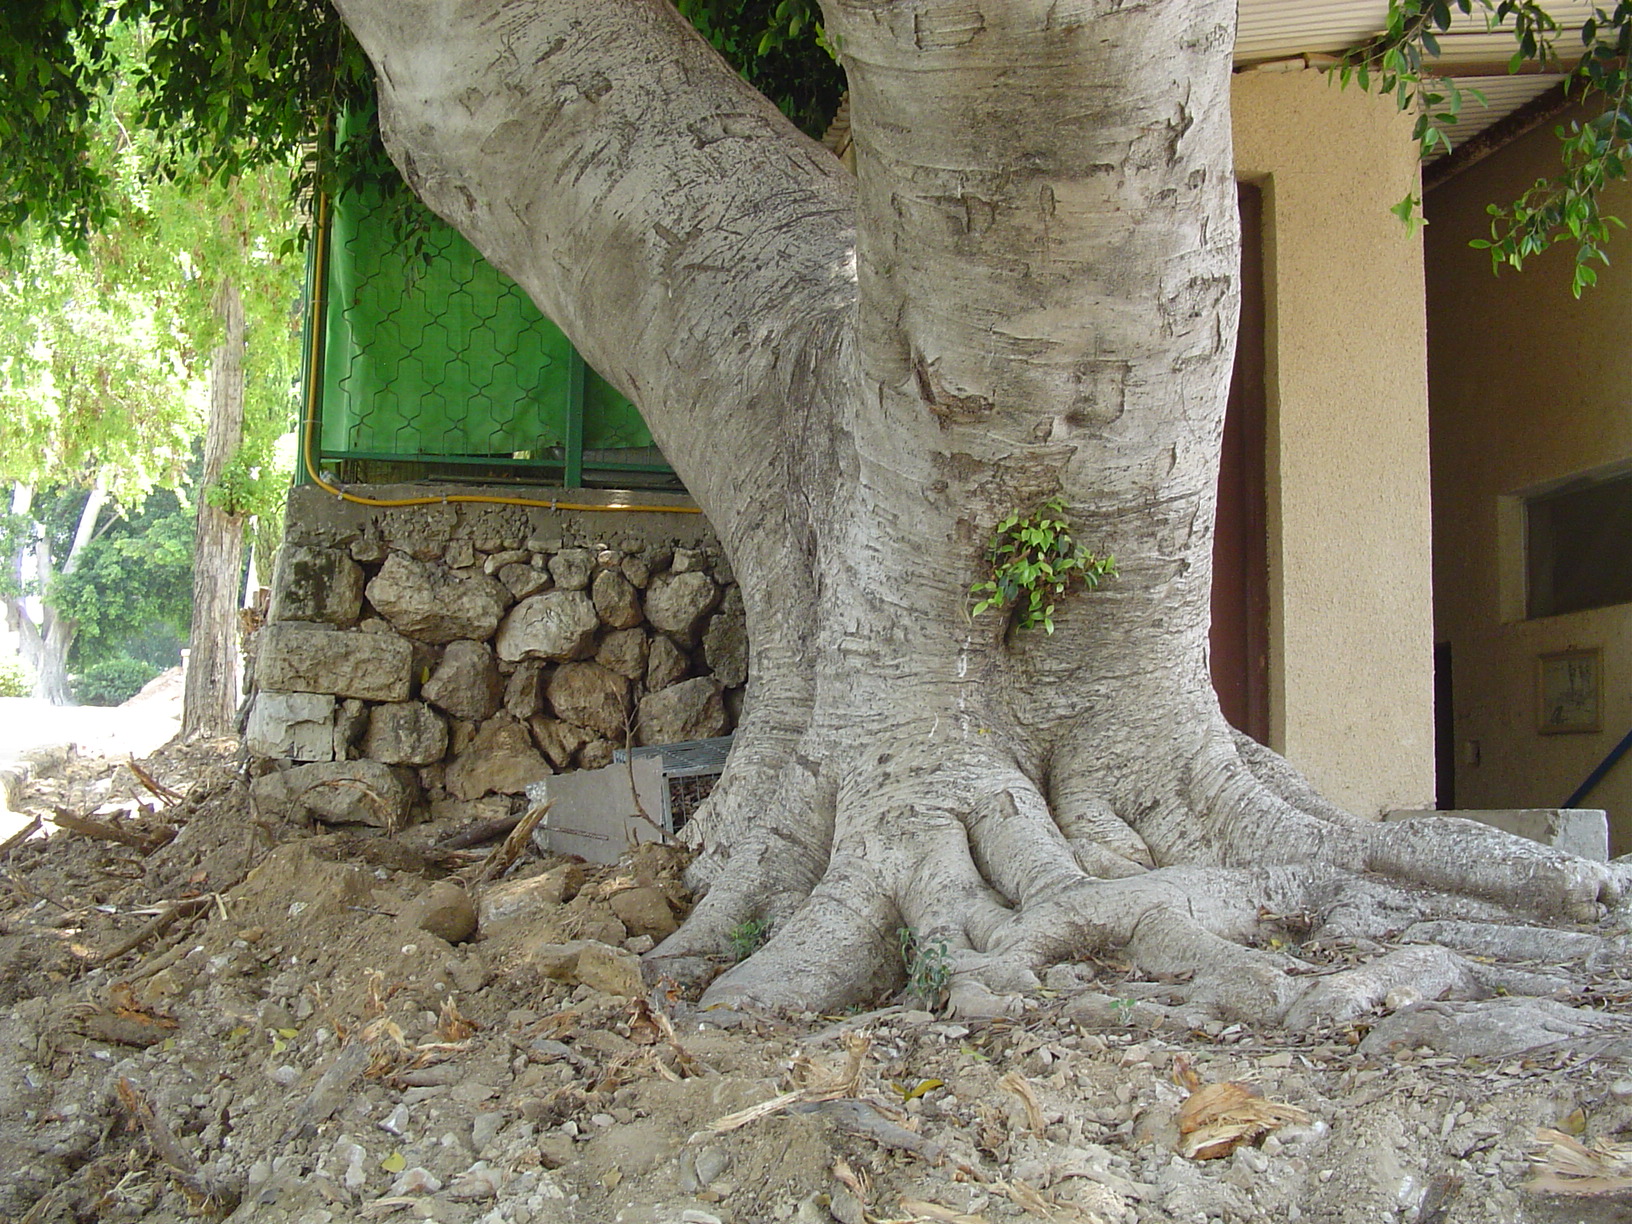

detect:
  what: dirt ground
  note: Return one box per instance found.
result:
[2,731,1632,1224]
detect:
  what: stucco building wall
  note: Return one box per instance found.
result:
[1426,109,1632,851]
[1230,69,1436,817]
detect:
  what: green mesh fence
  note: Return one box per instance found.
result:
[312,185,673,488]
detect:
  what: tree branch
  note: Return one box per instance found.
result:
[329,0,856,506]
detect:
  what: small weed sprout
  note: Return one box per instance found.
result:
[727,918,769,962]
[898,926,953,1011]
[970,497,1115,634]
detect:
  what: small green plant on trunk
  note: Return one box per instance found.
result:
[970,498,1115,634]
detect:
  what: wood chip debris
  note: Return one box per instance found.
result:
[1526,1127,1632,1196]
[998,1069,1047,1136]
[711,1032,870,1134]
[1176,1080,1311,1160]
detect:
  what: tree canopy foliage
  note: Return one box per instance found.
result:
[1349,0,1632,294]
[0,15,303,698]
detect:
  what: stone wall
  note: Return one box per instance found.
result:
[246,485,741,830]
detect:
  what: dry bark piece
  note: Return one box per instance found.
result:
[116,1076,237,1212]
[50,806,174,854]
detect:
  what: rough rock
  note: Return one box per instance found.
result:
[445,714,552,800]
[428,795,513,826]
[591,569,643,629]
[259,623,414,702]
[245,691,335,761]
[621,554,652,588]
[546,663,631,740]
[422,640,504,722]
[638,677,727,746]
[702,597,748,688]
[529,718,592,770]
[401,880,478,944]
[596,628,648,681]
[350,535,387,563]
[578,739,616,769]
[547,548,595,591]
[362,701,449,766]
[527,940,644,997]
[504,661,546,719]
[270,545,365,627]
[608,887,679,940]
[645,635,690,692]
[483,548,531,573]
[643,570,720,639]
[669,547,705,574]
[495,591,598,663]
[480,863,588,925]
[249,760,414,828]
[366,552,510,643]
[498,562,548,600]
[333,698,368,759]
[444,538,476,569]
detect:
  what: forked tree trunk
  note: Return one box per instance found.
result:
[183,279,246,737]
[333,0,1628,1025]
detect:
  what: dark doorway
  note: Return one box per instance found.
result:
[1210,183,1270,744]
[1434,641,1455,809]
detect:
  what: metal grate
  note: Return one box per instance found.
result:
[613,735,733,832]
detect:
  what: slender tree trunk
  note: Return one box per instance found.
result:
[183,279,246,737]
[5,484,34,663]
[332,0,1629,1025]
[23,477,107,706]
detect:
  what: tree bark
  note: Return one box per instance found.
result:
[183,279,247,738]
[330,0,1629,1024]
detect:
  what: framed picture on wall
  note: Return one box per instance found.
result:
[1538,648,1602,735]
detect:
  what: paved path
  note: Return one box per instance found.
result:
[0,668,184,841]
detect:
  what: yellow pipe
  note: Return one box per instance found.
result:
[299,193,701,517]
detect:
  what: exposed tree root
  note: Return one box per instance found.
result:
[650,720,1632,1050]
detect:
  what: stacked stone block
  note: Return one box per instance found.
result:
[247,486,744,829]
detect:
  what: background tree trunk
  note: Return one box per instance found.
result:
[20,477,107,705]
[182,279,246,738]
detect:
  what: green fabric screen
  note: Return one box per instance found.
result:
[318,188,656,465]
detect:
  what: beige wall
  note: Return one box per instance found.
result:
[1426,108,1632,852]
[1231,70,1437,816]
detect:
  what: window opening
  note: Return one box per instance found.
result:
[1525,466,1632,618]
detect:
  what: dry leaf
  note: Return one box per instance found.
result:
[436,996,479,1042]
[1526,1128,1632,1197]
[999,1070,1047,1136]
[1177,1081,1310,1161]
[1005,1178,1057,1218]
[833,1157,871,1202]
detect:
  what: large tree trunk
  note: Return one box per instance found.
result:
[332,0,1628,1025]
[183,279,246,738]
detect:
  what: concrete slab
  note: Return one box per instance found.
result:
[528,756,668,865]
[1383,807,1609,861]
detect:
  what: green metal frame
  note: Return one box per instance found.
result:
[301,193,675,490]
